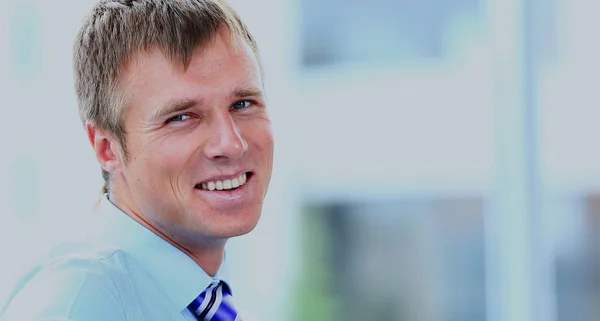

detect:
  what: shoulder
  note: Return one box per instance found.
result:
[0,241,132,321]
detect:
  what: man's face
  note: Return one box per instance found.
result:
[115,27,273,244]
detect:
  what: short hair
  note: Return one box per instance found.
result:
[73,0,261,193]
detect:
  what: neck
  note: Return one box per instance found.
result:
[107,182,226,277]
[177,241,226,277]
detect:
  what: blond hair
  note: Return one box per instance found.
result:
[73,0,261,194]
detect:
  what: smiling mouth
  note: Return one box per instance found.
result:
[195,172,252,191]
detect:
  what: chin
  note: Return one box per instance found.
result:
[209,212,262,239]
[230,216,261,237]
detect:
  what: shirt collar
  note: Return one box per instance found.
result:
[89,194,229,311]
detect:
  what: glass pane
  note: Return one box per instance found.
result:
[300,0,483,68]
[292,196,486,321]
[538,0,600,320]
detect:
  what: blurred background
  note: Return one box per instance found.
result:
[1,0,600,320]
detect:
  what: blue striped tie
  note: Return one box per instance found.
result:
[187,281,240,321]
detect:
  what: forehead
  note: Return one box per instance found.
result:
[120,28,262,108]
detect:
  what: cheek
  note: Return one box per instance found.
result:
[243,121,274,155]
[131,139,196,179]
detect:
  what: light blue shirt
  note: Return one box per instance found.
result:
[0,195,231,321]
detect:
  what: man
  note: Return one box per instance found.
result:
[0,0,273,320]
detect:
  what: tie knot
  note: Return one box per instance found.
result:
[187,281,239,321]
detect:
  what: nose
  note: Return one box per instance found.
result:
[204,112,247,160]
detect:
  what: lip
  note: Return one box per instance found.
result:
[196,170,250,185]
[193,172,255,209]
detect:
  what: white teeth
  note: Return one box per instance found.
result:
[200,173,249,191]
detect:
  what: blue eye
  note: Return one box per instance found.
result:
[231,100,251,110]
[168,114,191,123]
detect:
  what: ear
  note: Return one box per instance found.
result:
[85,121,124,174]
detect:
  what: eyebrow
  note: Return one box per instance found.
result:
[153,98,198,119]
[153,87,264,119]
[233,87,264,99]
